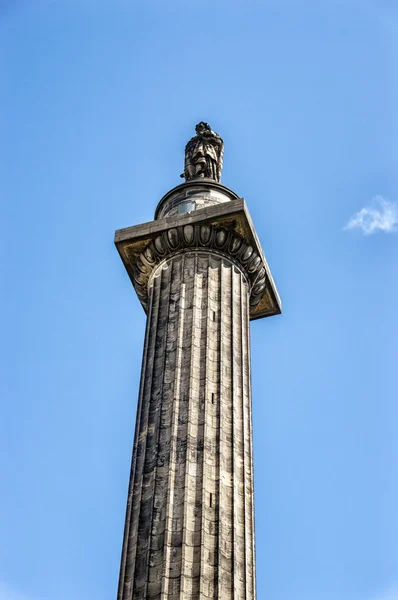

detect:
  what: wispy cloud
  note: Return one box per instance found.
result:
[344,195,398,235]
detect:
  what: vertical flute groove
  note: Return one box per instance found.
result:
[199,257,211,599]
[198,258,208,599]
[175,253,192,597]
[233,267,245,600]
[244,284,255,600]
[161,255,185,599]
[216,256,222,600]
[240,275,248,600]
[249,295,257,600]
[230,265,236,600]
[147,260,176,600]
[180,254,199,597]
[219,260,233,599]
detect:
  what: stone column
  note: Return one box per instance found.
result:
[118,249,254,600]
[115,182,281,600]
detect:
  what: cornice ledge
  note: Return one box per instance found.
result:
[115,199,281,320]
[128,223,266,312]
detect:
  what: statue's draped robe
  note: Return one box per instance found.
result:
[184,134,223,182]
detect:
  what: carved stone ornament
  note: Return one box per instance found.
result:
[181,122,224,182]
[115,198,282,320]
[126,224,266,312]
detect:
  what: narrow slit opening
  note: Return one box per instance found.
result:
[210,493,213,508]
[211,393,215,404]
[212,310,216,322]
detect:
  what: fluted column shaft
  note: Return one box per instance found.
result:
[118,249,256,600]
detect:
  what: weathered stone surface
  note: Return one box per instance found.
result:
[180,122,224,183]
[155,180,238,221]
[115,199,281,321]
[117,252,256,600]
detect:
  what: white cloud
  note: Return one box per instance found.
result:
[344,195,398,235]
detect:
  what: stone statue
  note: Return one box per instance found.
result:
[181,122,224,182]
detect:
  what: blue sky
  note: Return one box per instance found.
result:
[1,1,398,599]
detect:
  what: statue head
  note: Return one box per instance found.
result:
[195,121,212,136]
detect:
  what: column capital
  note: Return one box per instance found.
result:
[115,199,281,321]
